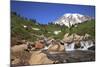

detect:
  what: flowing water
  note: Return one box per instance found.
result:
[42,40,95,63]
[64,40,95,51]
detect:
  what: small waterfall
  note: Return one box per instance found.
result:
[64,42,75,51]
[78,41,94,50]
[65,40,94,51]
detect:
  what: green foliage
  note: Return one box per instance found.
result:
[11,12,95,42]
[70,20,95,39]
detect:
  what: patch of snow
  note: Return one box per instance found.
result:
[75,25,78,27]
[54,13,92,27]
[32,27,40,31]
[23,25,27,28]
[54,30,61,35]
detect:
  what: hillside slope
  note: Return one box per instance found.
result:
[11,12,95,45]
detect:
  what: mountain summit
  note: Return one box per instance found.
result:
[54,13,92,27]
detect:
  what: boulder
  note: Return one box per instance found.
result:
[73,34,83,41]
[74,41,81,49]
[63,33,74,43]
[34,41,44,49]
[48,42,65,52]
[63,33,84,43]
[29,51,54,65]
[11,37,23,46]
[48,44,59,52]
[88,46,95,51]
[83,33,91,40]
[11,55,20,65]
[63,33,69,38]
[59,44,65,52]
[12,58,20,65]
[11,44,27,52]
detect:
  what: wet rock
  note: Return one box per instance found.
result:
[74,41,81,49]
[88,46,95,51]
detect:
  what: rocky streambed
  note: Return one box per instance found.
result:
[11,33,95,66]
[43,50,95,63]
[11,49,95,66]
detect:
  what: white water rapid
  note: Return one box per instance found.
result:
[64,40,94,51]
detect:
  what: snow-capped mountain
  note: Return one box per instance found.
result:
[54,13,92,27]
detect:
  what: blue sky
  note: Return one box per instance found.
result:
[11,1,95,24]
